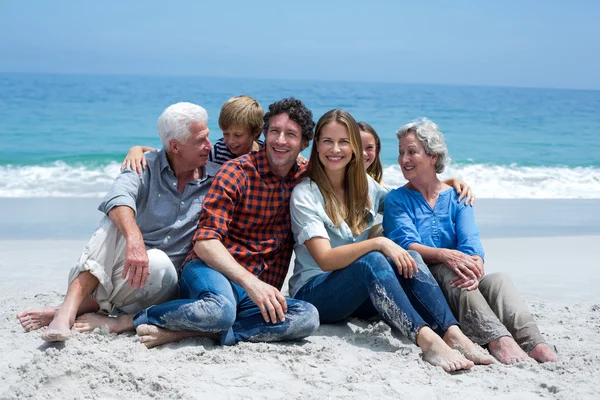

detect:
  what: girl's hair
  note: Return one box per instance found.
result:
[357,121,383,184]
[307,109,370,235]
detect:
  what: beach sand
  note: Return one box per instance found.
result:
[1,199,599,399]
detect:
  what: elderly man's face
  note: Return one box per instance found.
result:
[172,121,212,169]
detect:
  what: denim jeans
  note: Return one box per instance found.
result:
[293,251,458,343]
[133,259,320,346]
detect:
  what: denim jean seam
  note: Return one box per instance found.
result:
[403,281,456,332]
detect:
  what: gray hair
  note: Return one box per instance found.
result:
[396,118,450,173]
[157,102,209,149]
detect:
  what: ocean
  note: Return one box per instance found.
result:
[1,73,599,198]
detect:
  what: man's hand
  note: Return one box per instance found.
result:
[122,237,149,289]
[243,276,288,324]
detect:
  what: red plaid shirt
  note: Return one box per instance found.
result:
[185,147,307,289]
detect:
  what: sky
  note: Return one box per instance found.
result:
[1,0,599,90]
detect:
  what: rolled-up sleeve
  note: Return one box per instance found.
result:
[455,202,485,259]
[290,183,329,245]
[383,190,422,250]
[98,168,142,216]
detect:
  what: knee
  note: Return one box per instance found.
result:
[360,251,394,277]
[189,293,237,330]
[407,250,427,269]
[286,301,320,339]
[483,272,513,288]
[147,250,177,283]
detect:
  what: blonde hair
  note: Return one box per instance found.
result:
[307,109,370,235]
[218,95,264,140]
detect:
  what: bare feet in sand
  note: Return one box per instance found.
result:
[417,327,474,372]
[18,307,59,332]
[443,326,496,365]
[41,312,74,342]
[73,313,134,334]
[136,324,216,349]
[528,343,557,363]
[488,336,530,364]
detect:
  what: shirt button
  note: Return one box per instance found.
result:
[173,182,176,186]
[167,235,171,240]
[181,201,184,205]
[158,194,161,197]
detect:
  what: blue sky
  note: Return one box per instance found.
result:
[1,0,599,90]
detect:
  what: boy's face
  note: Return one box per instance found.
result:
[222,125,257,157]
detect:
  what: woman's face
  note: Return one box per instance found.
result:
[360,130,377,170]
[398,132,436,180]
[317,121,353,174]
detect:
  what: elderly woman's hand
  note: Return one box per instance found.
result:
[440,249,480,281]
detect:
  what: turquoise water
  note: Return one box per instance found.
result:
[1,73,599,198]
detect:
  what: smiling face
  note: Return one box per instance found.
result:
[222,125,256,156]
[317,121,353,175]
[264,113,307,176]
[360,130,377,170]
[171,121,212,170]
[398,131,437,181]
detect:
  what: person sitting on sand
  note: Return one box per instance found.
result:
[288,109,495,372]
[131,98,320,348]
[18,102,219,342]
[383,117,558,364]
[121,95,307,174]
[358,121,384,185]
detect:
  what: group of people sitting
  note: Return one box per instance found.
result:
[18,96,557,372]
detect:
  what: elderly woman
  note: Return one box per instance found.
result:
[382,118,557,364]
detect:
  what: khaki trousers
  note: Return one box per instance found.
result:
[68,216,178,315]
[429,264,545,352]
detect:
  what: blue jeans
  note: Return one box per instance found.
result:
[293,251,458,343]
[133,259,320,346]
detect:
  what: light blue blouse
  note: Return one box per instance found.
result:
[383,186,485,259]
[288,176,389,297]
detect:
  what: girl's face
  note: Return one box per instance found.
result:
[360,130,377,170]
[317,121,353,174]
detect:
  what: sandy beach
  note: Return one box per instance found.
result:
[1,199,600,399]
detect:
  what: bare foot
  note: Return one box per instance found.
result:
[41,313,73,342]
[417,327,474,372]
[18,307,59,332]
[488,336,530,364]
[136,324,212,349]
[528,343,557,363]
[73,313,134,334]
[444,326,496,365]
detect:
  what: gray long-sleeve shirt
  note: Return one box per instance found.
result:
[98,148,219,269]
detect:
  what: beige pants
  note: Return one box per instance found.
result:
[429,264,545,352]
[68,216,179,315]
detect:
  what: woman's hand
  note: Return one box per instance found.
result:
[121,146,154,175]
[377,237,418,278]
[440,249,480,281]
[296,154,308,165]
[445,178,475,206]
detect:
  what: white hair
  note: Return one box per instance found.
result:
[157,102,209,149]
[396,117,451,173]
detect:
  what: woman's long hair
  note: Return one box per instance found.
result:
[307,109,370,235]
[357,121,383,184]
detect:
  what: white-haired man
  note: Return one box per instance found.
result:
[18,102,218,342]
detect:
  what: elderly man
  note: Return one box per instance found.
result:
[132,98,320,348]
[18,102,219,342]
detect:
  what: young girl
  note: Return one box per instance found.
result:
[288,109,494,372]
[358,121,383,184]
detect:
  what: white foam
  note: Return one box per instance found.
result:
[383,164,600,199]
[1,162,599,198]
[0,162,121,198]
